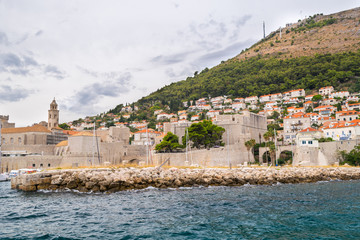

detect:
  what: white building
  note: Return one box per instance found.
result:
[319,86,334,96]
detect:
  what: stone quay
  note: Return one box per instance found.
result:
[11,167,360,193]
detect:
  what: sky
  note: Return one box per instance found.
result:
[0,0,359,127]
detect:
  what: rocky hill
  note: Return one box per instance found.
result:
[134,7,360,110]
[237,7,360,60]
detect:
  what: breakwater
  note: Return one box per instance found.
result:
[11,167,360,192]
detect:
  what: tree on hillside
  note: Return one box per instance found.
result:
[263,131,275,165]
[338,145,360,166]
[187,120,225,149]
[155,132,181,152]
[59,123,70,130]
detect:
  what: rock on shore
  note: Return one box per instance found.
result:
[11,167,360,193]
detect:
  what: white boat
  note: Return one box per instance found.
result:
[9,170,19,178]
[0,173,9,182]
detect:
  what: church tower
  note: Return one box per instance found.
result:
[48,98,59,130]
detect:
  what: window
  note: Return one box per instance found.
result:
[308,141,313,144]
[48,164,51,167]
[18,137,22,144]
[2,138,5,144]
[10,138,14,144]
[40,164,43,167]
[32,164,35,167]
[302,141,306,144]
[350,117,352,121]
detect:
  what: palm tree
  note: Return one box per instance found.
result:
[244,139,256,163]
[263,131,274,165]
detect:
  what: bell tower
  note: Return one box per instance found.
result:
[48,98,59,130]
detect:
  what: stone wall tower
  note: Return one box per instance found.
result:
[48,98,59,130]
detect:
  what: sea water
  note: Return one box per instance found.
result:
[0,180,360,239]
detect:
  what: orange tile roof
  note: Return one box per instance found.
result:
[72,132,94,137]
[56,140,68,147]
[135,129,161,134]
[319,86,333,90]
[1,124,51,134]
[63,130,80,135]
[299,127,319,132]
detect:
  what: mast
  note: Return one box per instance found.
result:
[0,121,2,173]
[185,128,188,165]
[91,122,95,166]
[146,126,149,166]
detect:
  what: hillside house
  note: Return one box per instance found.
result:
[314,105,336,114]
[191,115,200,121]
[322,120,360,141]
[336,110,359,122]
[259,94,272,103]
[321,98,338,106]
[305,95,315,101]
[206,110,221,118]
[232,102,246,111]
[283,89,305,100]
[304,101,314,109]
[347,103,360,111]
[319,86,334,96]
[270,93,283,101]
[283,113,311,143]
[233,98,245,103]
[245,96,258,104]
[330,91,349,99]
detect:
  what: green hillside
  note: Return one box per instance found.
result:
[134,7,360,109]
[138,51,360,107]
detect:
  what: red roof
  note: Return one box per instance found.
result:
[299,127,318,133]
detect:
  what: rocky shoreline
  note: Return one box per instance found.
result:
[10,167,360,193]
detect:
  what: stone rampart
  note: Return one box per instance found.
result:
[11,167,360,193]
[153,146,252,167]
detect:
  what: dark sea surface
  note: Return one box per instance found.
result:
[0,180,360,240]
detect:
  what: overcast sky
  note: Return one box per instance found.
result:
[0,0,359,127]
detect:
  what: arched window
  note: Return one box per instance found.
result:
[18,137,22,144]
[10,138,14,144]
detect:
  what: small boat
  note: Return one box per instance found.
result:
[9,170,19,178]
[0,173,9,182]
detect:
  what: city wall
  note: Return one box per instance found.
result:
[153,146,253,167]
[293,140,358,166]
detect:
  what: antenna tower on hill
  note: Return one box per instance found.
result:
[263,21,266,39]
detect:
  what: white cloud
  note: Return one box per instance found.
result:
[0,0,357,126]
